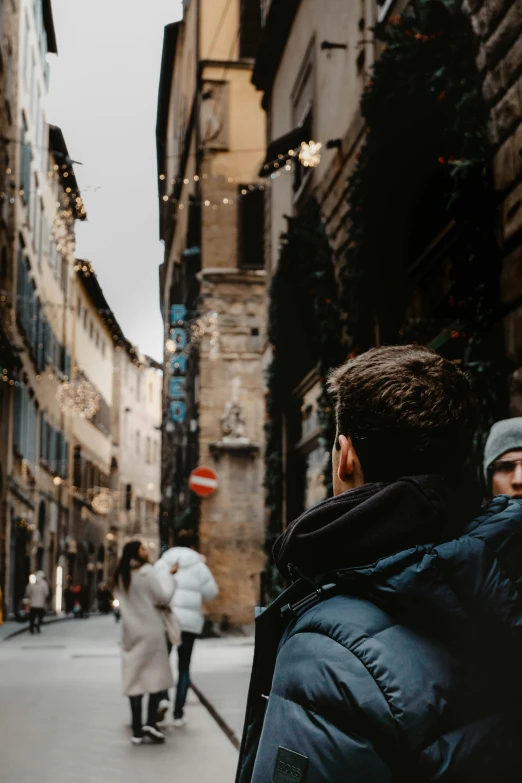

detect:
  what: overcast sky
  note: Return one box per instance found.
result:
[47,0,183,361]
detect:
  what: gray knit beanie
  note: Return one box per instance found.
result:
[483,417,522,484]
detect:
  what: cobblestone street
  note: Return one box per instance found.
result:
[0,616,241,783]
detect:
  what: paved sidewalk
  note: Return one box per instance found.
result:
[0,616,239,783]
[0,613,71,640]
[0,620,25,640]
[190,635,255,741]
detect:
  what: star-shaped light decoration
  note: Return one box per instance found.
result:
[298,141,322,168]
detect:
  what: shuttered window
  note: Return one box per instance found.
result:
[13,384,38,466]
[40,412,68,478]
[238,185,265,269]
[20,117,32,204]
[240,0,262,59]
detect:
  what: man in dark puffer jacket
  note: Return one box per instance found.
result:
[236,345,522,783]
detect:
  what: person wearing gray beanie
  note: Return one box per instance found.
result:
[483,417,522,497]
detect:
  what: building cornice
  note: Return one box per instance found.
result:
[199,59,255,74]
[196,268,266,285]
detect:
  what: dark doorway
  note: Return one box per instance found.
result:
[10,516,30,618]
[36,500,46,571]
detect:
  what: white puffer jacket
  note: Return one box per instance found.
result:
[155,547,219,635]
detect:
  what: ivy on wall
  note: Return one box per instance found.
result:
[340,0,508,470]
[264,198,344,598]
[263,0,509,600]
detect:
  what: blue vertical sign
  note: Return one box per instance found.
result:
[168,305,187,423]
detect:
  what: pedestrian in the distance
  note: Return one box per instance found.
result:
[64,576,75,615]
[114,540,179,745]
[72,584,82,616]
[79,583,90,618]
[155,529,219,726]
[484,417,522,498]
[25,571,49,635]
[96,582,113,614]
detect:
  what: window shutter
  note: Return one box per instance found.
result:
[62,438,68,479]
[40,412,46,459]
[48,426,56,472]
[13,386,21,453]
[240,0,262,59]
[238,186,265,269]
[30,404,37,467]
[41,319,48,366]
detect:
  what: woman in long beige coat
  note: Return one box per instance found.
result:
[114,540,178,745]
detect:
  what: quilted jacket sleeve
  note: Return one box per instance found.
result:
[199,562,219,602]
[251,630,397,783]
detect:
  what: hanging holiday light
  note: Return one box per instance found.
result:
[165,311,220,364]
[91,488,113,516]
[57,379,101,419]
[298,141,322,168]
[208,312,220,362]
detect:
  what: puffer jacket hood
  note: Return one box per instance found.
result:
[237,480,522,783]
[156,547,218,635]
[273,474,483,578]
[161,546,205,570]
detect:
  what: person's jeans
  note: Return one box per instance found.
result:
[158,631,197,719]
[174,632,197,719]
[129,692,163,735]
[29,608,44,634]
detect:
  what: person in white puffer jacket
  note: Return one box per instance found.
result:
[154,529,218,725]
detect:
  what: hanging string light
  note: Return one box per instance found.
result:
[91,488,114,516]
[165,311,220,366]
[207,313,220,362]
[56,379,101,419]
[165,338,177,354]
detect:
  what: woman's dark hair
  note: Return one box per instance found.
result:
[114,540,144,592]
[328,345,478,482]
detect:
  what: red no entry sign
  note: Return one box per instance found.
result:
[188,466,219,498]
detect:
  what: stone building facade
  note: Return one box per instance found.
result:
[0,1,164,618]
[252,0,378,531]
[253,0,522,563]
[464,0,522,410]
[156,0,267,627]
[112,348,162,562]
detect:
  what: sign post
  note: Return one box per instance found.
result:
[188,466,219,498]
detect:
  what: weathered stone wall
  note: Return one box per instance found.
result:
[464,0,522,411]
[197,271,267,627]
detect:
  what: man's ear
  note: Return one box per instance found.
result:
[337,434,356,483]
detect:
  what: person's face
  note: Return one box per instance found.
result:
[332,433,365,496]
[490,450,522,498]
[138,543,149,562]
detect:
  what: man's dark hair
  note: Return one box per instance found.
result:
[175,528,198,548]
[327,345,477,482]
